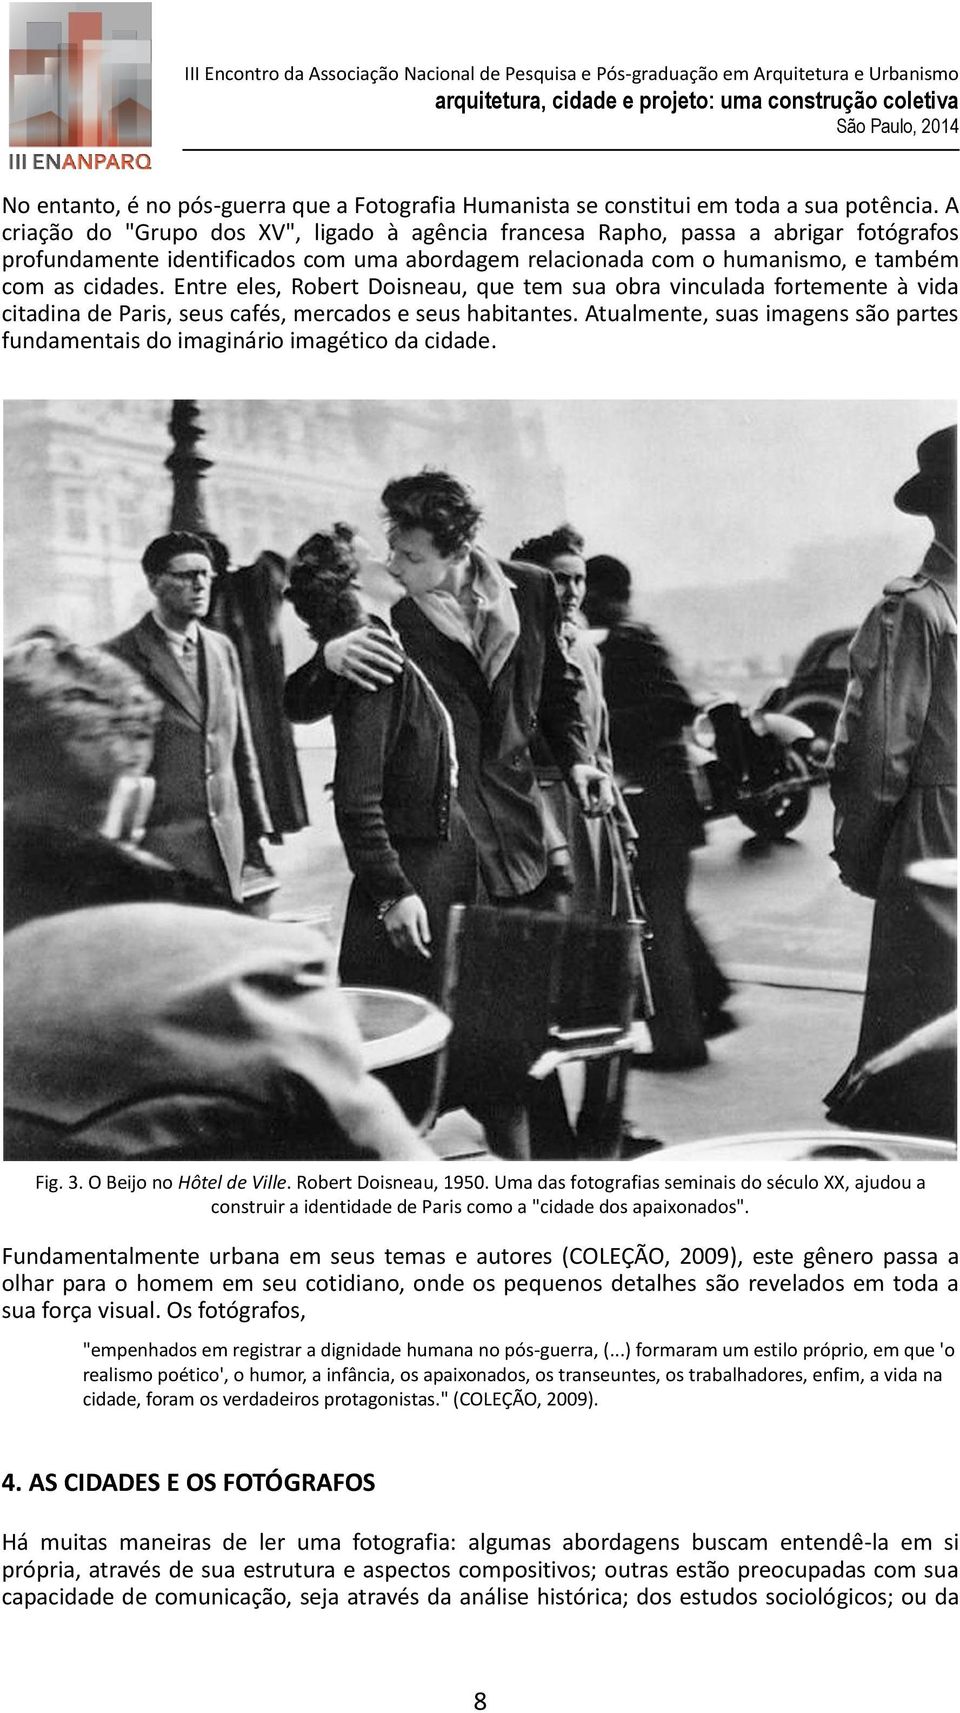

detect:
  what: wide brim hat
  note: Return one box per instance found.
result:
[894,424,956,516]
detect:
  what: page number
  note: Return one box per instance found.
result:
[474,1697,487,1710]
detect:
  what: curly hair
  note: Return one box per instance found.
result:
[4,634,160,827]
[512,523,585,569]
[380,469,482,557]
[284,524,364,644]
[141,531,216,581]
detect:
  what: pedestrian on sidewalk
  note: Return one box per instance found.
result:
[513,525,649,1152]
[513,524,638,916]
[109,531,272,904]
[284,525,478,1003]
[826,424,956,1132]
[584,552,734,1069]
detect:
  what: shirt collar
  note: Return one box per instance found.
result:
[151,608,200,649]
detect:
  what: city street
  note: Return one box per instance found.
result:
[691,786,872,991]
[269,750,876,1149]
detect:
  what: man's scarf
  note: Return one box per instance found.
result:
[412,546,520,684]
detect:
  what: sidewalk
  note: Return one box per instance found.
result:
[622,978,862,1145]
[264,752,864,1155]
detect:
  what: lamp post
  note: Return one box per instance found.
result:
[165,400,229,572]
[164,399,280,899]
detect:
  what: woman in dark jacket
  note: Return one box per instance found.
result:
[584,553,733,1068]
[514,525,638,915]
[284,528,477,1001]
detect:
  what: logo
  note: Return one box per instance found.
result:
[9,3,151,147]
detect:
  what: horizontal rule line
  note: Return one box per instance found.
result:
[180,146,958,153]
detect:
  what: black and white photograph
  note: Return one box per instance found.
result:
[4,399,956,1163]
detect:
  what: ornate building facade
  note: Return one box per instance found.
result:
[4,399,565,643]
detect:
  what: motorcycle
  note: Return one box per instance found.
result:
[688,695,814,841]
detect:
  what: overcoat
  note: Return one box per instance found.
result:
[533,625,636,915]
[592,619,728,1064]
[829,541,957,1077]
[110,613,271,901]
[208,560,308,835]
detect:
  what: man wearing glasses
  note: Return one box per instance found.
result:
[109,532,271,902]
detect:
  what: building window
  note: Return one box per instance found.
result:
[64,488,89,541]
[117,493,142,550]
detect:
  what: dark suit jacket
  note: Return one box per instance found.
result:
[110,613,271,901]
[285,557,590,898]
[597,620,704,852]
[334,653,456,907]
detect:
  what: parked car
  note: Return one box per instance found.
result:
[763,627,854,767]
[689,694,814,840]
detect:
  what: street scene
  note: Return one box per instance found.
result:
[4,399,954,1160]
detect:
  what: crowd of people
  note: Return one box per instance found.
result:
[4,432,956,1159]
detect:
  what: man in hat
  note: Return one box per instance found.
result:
[826,424,956,1121]
[109,532,272,903]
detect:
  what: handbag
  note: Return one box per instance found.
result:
[604,808,655,1021]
